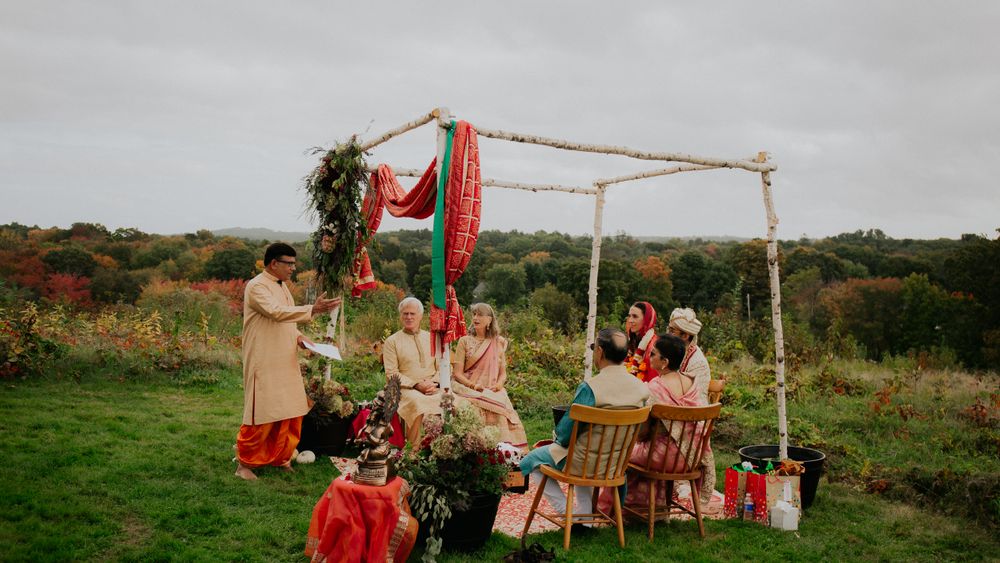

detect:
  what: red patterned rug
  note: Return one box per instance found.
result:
[492,481,726,537]
[494,480,562,537]
[329,457,725,538]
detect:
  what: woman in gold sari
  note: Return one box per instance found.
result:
[451,303,528,449]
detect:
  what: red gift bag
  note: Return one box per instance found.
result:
[724,467,748,518]
[746,472,769,524]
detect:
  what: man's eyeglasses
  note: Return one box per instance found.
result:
[276,259,296,266]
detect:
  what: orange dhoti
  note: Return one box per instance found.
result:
[236,416,302,468]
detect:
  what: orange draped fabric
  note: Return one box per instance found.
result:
[305,477,417,563]
[236,416,302,468]
[352,122,482,355]
[351,161,438,297]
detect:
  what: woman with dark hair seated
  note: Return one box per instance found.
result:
[597,333,708,513]
[624,301,659,382]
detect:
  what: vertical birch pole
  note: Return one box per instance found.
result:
[583,183,607,379]
[434,107,453,391]
[758,151,788,459]
[317,281,333,381]
[322,306,342,380]
[339,301,347,353]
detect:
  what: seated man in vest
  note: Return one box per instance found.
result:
[382,297,465,445]
[519,327,651,526]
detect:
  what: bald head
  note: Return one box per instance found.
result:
[596,327,629,364]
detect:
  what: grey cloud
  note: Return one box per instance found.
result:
[1,1,997,239]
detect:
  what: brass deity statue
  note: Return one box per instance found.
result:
[355,375,401,486]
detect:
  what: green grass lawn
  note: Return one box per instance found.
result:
[1,373,997,562]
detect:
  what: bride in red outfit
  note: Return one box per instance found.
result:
[624,301,659,382]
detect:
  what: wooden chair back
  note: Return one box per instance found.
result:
[561,404,652,485]
[707,379,726,404]
[632,403,721,480]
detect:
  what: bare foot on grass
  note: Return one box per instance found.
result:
[279,463,295,473]
[235,464,258,481]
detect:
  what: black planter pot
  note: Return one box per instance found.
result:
[417,492,501,552]
[552,405,570,427]
[738,444,826,509]
[298,412,350,456]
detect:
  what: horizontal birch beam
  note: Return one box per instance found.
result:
[356,109,440,152]
[472,124,777,173]
[595,163,720,186]
[366,165,596,195]
[482,178,596,195]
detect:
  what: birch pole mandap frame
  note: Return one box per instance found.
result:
[345,106,788,457]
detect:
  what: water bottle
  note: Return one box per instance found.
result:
[743,492,755,521]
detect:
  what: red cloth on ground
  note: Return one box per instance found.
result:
[305,476,416,563]
[350,408,406,449]
[236,417,302,469]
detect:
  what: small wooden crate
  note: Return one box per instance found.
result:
[503,469,528,494]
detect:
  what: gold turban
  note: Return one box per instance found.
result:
[669,307,702,336]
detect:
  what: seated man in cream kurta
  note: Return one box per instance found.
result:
[382,297,466,446]
[520,327,651,524]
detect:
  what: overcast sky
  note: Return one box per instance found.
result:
[2,1,997,240]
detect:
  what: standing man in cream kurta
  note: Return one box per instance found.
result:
[235,242,340,481]
[382,297,466,445]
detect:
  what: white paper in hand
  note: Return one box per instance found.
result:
[304,341,342,360]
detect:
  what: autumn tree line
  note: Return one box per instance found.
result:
[1,222,998,369]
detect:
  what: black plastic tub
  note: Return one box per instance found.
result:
[552,405,570,427]
[417,492,501,552]
[738,444,826,509]
[298,413,350,456]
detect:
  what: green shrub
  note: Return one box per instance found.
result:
[0,302,64,379]
[137,281,240,337]
[344,282,406,348]
[529,284,582,334]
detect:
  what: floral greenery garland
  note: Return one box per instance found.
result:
[303,139,370,295]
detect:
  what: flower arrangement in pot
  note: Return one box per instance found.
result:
[299,359,357,456]
[396,402,510,561]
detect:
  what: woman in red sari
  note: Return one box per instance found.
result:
[624,301,659,382]
[597,333,708,514]
[451,303,528,449]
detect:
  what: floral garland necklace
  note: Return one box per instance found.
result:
[625,328,656,379]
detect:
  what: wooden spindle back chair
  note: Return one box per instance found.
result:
[707,379,726,404]
[625,403,722,540]
[521,404,651,550]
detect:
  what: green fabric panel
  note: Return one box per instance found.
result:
[431,121,456,309]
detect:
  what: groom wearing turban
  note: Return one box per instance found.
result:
[667,307,717,502]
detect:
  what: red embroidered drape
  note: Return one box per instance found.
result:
[352,121,481,351]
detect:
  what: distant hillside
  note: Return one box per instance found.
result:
[211,227,749,244]
[212,227,311,242]
[635,235,751,243]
